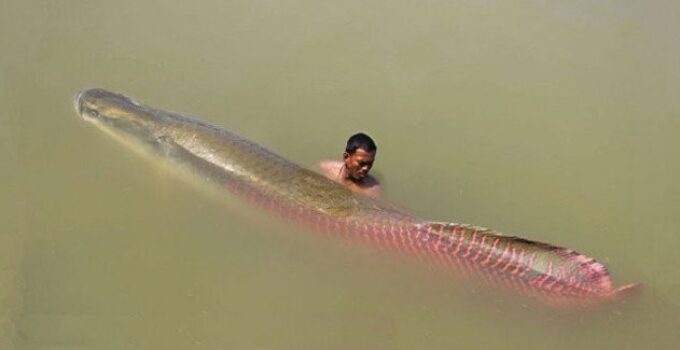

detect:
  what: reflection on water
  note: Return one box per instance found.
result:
[2,0,680,349]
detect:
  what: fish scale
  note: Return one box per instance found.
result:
[75,88,639,307]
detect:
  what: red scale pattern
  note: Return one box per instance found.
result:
[225,180,627,305]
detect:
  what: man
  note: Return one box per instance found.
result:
[319,132,381,198]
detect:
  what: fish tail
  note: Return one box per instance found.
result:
[416,221,635,301]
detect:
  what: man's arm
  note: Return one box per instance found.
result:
[360,176,381,198]
[362,183,381,198]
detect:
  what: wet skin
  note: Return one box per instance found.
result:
[319,148,380,198]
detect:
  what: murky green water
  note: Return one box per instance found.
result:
[2,1,680,349]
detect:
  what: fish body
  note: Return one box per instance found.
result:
[75,88,638,305]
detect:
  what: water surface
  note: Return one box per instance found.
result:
[2,1,679,349]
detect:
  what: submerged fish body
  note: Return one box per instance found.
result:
[75,88,638,306]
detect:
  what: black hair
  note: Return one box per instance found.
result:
[345,132,377,154]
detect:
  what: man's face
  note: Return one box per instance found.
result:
[343,148,376,181]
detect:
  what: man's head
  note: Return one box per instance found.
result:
[343,132,377,181]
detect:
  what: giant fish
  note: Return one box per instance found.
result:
[74,88,638,306]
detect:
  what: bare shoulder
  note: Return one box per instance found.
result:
[318,160,343,179]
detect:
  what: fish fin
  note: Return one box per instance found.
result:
[607,283,643,299]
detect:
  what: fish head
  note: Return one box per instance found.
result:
[75,88,147,125]
[74,88,168,146]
